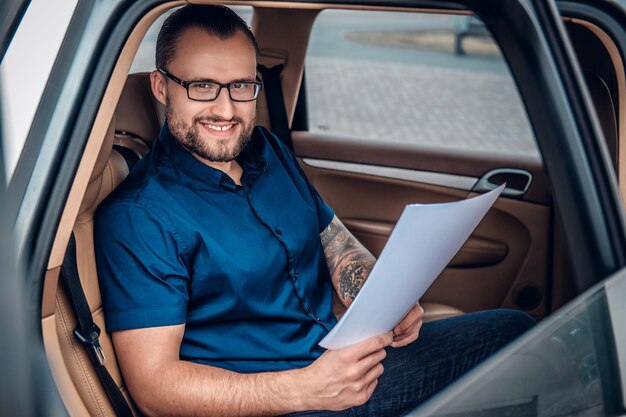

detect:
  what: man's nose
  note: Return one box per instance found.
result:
[209,87,236,120]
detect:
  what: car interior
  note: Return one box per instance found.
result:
[36,1,625,416]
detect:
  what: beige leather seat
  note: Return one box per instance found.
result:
[54,117,139,417]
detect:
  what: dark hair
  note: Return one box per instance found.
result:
[155,5,259,70]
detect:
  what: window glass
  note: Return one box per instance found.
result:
[305,11,539,158]
[131,6,254,73]
[408,275,626,416]
[0,0,79,182]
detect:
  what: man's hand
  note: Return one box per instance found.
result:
[391,302,424,348]
[301,333,393,411]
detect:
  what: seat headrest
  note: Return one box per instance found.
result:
[115,72,163,144]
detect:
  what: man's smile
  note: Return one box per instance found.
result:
[199,121,236,131]
[198,120,239,137]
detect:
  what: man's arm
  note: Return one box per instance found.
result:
[113,324,391,417]
[320,215,424,348]
[320,216,376,308]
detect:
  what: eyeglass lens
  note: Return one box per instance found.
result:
[188,82,259,101]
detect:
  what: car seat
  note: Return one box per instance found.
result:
[49,116,140,417]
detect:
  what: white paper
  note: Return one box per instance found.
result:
[319,184,505,350]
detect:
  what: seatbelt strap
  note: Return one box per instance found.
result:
[60,233,134,417]
[258,64,293,150]
[112,144,140,172]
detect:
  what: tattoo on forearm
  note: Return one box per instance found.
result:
[338,261,367,301]
[321,217,376,306]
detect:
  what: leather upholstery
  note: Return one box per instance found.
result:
[115,72,164,144]
[55,116,139,416]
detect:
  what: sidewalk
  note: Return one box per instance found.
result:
[306,57,539,157]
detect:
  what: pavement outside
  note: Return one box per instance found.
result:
[345,30,501,56]
[306,57,538,157]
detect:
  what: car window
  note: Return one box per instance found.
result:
[305,10,540,159]
[0,0,78,182]
[408,268,626,416]
[131,5,254,73]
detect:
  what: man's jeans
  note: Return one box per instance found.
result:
[284,309,535,417]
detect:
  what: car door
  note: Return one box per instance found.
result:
[291,6,554,319]
[1,0,134,415]
[409,0,626,414]
[289,0,626,320]
[0,1,69,415]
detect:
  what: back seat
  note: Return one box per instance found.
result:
[52,71,464,416]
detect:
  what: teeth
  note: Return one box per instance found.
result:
[203,123,234,132]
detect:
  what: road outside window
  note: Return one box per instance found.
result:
[306,10,539,158]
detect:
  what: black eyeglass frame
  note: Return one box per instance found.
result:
[158,68,263,102]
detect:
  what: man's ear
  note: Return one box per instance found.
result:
[150,70,167,105]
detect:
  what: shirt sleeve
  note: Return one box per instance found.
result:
[94,199,189,332]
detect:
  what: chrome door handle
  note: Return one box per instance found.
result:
[472,168,532,199]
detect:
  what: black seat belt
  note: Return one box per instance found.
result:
[112,144,140,172]
[258,64,293,150]
[60,233,134,417]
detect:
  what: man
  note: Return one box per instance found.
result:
[95,5,534,417]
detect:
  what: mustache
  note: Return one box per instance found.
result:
[193,115,243,124]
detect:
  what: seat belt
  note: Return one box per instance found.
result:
[60,233,134,417]
[258,64,294,150]
[112,144,140,172]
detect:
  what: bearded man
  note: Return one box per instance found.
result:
[95,5,534,417]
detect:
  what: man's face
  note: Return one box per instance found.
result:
[156,27,257,163]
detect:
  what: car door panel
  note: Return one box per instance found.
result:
[295,132,551,316]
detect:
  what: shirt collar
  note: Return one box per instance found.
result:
[156,123,267,189]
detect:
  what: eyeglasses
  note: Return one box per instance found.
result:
[158,68,263,102]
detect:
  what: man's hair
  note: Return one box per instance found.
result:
[156,4,259,70]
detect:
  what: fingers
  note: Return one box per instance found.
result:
[344,333,393,360]
[391,324,420,348]
[354,364,384,405]
[393,303,424,335]
[391,303,424,348]
[358,345,387,372]
[308,334,389,410]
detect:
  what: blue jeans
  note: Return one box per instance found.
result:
[283,309,535,417]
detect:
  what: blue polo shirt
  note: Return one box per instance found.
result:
[95,124,337,373]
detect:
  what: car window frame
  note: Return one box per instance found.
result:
[297,8,541,160]
[0,5,68,413]
[5,0,626,415]
[0,0,30,61]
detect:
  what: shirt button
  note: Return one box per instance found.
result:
[275,227,282,235]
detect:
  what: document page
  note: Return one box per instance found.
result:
[319,184,505,350]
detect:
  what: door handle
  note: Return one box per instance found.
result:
[472,168,532,199]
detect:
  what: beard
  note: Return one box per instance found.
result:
[165,99,255,163]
